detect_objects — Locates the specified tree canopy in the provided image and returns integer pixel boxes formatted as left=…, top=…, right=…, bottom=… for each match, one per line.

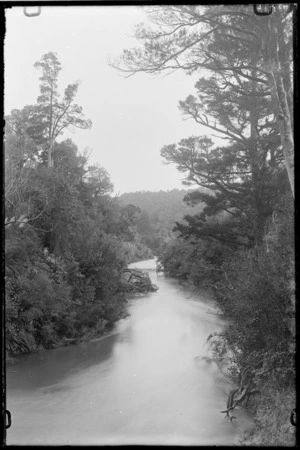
left=9, top=52, right=93, bottom=168
left=5, top=52, right=153, bottom=357
left=114, top=7, right=295, bottom=441
left=113, top=5, right=294, bottom=197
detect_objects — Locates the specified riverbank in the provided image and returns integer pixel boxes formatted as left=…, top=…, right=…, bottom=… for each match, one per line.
left=6, top=264, right=157, bottom=365
left=6, top=310, right=130, bottom=366
left=6, top=260, right=251, bottom=446
left=158, top=275, right=295, bottom=446
left=170, top=278, right=227, bottom=322
left=197, top=286, right=295, bottom=446
left=6, top=263, right=156, bottom=365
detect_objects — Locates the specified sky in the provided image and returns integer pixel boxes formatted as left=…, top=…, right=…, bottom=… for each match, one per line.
left=4, top=6, right=213, bottom=194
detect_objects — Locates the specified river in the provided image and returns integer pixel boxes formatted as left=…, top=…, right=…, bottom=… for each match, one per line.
left=6, top=258, right=253, bottom=445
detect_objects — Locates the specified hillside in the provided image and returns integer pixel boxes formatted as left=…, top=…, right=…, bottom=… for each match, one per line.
left=118, top=189, right=205, bottom=253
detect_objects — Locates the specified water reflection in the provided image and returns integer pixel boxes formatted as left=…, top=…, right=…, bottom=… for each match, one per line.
left=6, top=259, right=253, bottom=445
left=7, top=333, right=118, bottom=391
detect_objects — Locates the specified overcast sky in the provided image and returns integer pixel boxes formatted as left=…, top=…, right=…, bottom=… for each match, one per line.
left=5, top=6, right=212, bottom=194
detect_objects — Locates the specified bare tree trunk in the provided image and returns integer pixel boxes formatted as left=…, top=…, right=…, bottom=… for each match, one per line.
left=48, top=136, right=54, bottom=168
left=272, top=70, right=294, bottom=197
left=249, top=66, right=268, bottom=244
left=261, top=12, right=294, bottom=198
left=48, top=84, right=54, bottom=168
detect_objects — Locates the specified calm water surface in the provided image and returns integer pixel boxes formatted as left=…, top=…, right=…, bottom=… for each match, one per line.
left=6, top=259, right=253, bottom=445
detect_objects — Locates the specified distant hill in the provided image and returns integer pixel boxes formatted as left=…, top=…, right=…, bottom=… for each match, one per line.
left=118, top=189, right=205, bottom=253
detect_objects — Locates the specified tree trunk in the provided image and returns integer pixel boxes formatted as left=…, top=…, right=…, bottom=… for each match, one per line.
left=261, top=12, right=294, bottom=198
left=48, top=84, right=54, bottom=168
left=250, top=67, right=268, bottom=244
left=48, top=137, right=54, bottom=168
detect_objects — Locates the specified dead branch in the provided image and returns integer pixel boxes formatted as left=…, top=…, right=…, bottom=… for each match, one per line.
left=220, top=360, right=262, bottom=421
left=5, top=199, right=51, bottom=230
left=121, top=268, right=159, bottom=294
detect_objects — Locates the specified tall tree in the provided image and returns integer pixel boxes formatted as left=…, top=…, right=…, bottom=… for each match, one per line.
left=34, top=52, right=92, bottom=167
left=161, top=133, right=288, bottom=246
left=112, top=4, right=294, bottom=197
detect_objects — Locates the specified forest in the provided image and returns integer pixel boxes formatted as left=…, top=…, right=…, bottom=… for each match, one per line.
left=118, top=189, right=205, bottom=253
left=5, top=52, right=152, bottom=358
left=113, top=5, right=295, bottom=445
left=5, top=4, right=295, bottom=446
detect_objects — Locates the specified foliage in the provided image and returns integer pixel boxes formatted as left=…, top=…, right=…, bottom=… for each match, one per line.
left=215, top=192, right=294, bottom=361
left=113, top=4, right=294, bottom=196
left=120, top=240, right=153, bottom=264
left=120, top=4, right=295, bottom=383
left=5, top=238, right=73, bottom=354
left=121, top=268, right=159, bottom=294
left=241, top=386, right=296, bottom=446
left=6, top=52, right=92, bottom=169
left=116, top=9, right=294, bottom=439
left=160, top=191, right=294, bottom=374
left=161, top=135, right=289, bottom=246
left=118, top=189, right=205, bottom=253
left=5, top=52, right=153, bottom=358
left=116, top=5, right=293, bottom=247
left=157, top=237, right=226, bottom=290
left=158, top=191, right=295, bottom=444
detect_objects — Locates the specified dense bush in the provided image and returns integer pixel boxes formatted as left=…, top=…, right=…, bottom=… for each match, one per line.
left=119, top=189, right=205, bottom=254
left=216, top=194, right=294, bottom=362
left=6, top=239, right=73, bottom=354
left=158, top=191, right=295, bottom=444
left=116, top=5, right=295, bottom=443
left=5, top=55, right=154, bottom=356
left=157, top=236, right=227, bottom=289
left=158, top=192, right=294, bottom=370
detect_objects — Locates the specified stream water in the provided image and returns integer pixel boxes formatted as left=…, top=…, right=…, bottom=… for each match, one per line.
left=6, top=258, right=253, bottom=445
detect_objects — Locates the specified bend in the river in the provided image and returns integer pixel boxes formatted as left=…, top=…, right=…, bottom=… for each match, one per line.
left=6, top=258, right=253, bottom=445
